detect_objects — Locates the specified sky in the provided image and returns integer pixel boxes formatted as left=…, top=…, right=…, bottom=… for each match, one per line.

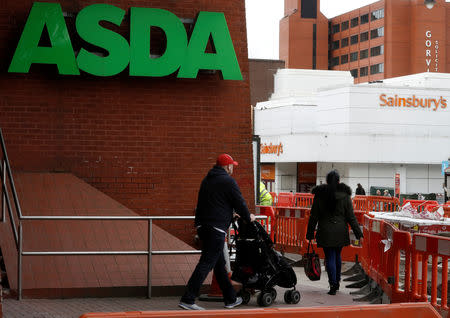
left=244, top=0, right=447, bottom=59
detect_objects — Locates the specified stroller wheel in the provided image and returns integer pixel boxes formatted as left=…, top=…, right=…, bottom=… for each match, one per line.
left=284, top=289, right=301, bottom=304
left=257, top=291, right=274, bottom=307
left=290, top=290, right=301, bottom=304
left=268, top=287, right=277, bottom=301
left=284, top=290, right=292, bottom=303
left=239, top=289, right=251, bottom=304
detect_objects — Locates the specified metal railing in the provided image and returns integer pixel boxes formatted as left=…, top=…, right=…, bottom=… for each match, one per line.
left=1, top=128, right=267, bottom=300
left=18, top=214, right=266, bottom=300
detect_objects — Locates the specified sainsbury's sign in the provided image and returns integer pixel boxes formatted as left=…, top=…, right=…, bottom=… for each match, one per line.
left=8, top=2, right=242, bottom=80
left=379, top=94, right=447, bottom=111
left=261, top=143, right=283, bottom=156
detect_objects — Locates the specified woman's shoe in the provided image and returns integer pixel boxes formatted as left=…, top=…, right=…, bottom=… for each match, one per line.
left=327, top=284, right=339, bottom=295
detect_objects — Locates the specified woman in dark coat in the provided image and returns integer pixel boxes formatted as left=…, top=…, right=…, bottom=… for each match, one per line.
left=306, top=170, right=363, bottom=295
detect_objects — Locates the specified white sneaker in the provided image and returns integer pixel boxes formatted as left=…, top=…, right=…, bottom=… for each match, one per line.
left=224, top=297, right=243, bottom=309
left=178, top=302, right=205, bottom=310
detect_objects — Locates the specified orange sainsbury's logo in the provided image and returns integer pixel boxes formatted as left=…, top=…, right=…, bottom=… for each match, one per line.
left=379, top=94, right=447, bottom=111
left=261, top=142, right=283, bottom=156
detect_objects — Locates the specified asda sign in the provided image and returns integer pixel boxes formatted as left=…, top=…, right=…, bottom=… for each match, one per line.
left=8, top=2, right=242, bottom=80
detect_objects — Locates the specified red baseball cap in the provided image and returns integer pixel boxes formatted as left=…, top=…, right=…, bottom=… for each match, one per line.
left=216, top=154, right=238, bottom=166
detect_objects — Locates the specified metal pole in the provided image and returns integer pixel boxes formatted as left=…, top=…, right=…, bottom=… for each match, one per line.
left=2, top=160, right=5, bottom=223
left=18, top=222, right=22, bottom=300
left=147, top=219, right=152, bottom=299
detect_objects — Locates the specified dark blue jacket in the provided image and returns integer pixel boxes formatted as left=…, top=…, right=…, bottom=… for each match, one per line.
left=195, top=166, right=251, bottom=231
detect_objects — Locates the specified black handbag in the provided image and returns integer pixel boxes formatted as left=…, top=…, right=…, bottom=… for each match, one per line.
left=304, top=242, right=321, bottom=281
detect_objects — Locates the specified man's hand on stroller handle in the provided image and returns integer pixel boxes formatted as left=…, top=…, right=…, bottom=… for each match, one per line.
left=233, top=212, right=256, bottom=222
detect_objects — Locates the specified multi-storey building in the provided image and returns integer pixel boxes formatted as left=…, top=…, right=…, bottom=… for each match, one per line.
left=280, top=0, right=449, bottom=83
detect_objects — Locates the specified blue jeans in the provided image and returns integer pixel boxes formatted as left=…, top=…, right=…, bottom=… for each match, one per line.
left=180, top=226, right=236, bottom=305
left=323, top=246, right=343, bottom=286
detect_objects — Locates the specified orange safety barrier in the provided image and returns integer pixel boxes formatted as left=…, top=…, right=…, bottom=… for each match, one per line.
left=276, top=192, right=294, bottom=207
left=255, top=205, right=276, bottom=241
left=269, top=192, right=277, bottom=206
left=79, top=303, right=442, bottom=318
left=354, top=195, right=400, bottom=213
left=444, top=204, right=450, bottom=218
left=410, top=234, right=450, bottom=314
left=403, top=200, right=439, bottom=212
left=294, top=193, right=314, bottom=208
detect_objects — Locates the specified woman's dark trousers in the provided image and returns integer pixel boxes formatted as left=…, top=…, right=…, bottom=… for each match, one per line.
left=323, top=246, right=343, bottom=286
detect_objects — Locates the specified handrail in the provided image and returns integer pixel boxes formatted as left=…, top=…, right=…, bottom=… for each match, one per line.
left=0, top=128, right=24, bottom=219
left=17, top=214, right=267, bottom=300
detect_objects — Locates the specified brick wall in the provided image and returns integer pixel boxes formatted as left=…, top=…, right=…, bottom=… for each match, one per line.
left=0, top=0, right=254, bottom=243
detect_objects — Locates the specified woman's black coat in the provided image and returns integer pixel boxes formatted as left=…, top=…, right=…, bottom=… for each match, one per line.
left=306, top=183, right=363, bottom=248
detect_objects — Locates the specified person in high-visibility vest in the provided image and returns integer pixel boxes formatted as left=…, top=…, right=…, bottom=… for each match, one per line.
left=259, top=182, right=273, bottom=206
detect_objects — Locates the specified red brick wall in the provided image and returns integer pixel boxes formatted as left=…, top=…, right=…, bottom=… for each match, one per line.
left=0, top=0, right=254, bottom=242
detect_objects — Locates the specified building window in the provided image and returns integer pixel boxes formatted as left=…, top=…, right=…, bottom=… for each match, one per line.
left=341, top=54, right=348, bottom=64
left=330, top=56, right=340, bottom=67
left=360, top=49, right=368, bottom=59
left=351, top=17, right=359, bottom=27
left=341, top=37, right=349, bottom=47
left=360, top=31, right=369, bottom=42
left=341, top=21, right=349, bottom=31
left=350, top=51, right=358, bottom=62
left=360, top=66, right=368, bottom=77
left=370, top=45, right=384, bottom=57
left=361, top=14, right=369, bottom=24
left=350, top=34, right=358, bottom=45
left=332, top=24, right=340, bottom=34
left=332, top=40, right=340, bottom=49
left=371, top=8, right=384, bottom=21
left=370, top=63, right=384, bottom=74
left=371, top=27, right=384, bottom=39
left=350, top=69, right=358, bottom=78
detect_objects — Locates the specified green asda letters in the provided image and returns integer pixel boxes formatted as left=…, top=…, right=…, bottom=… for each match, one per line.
left=8, top=2, right=243, bottom=80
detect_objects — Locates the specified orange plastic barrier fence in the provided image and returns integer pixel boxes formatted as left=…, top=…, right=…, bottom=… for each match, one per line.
left=444, top=204, right=450, bottom=218
left=79, top=303, right=441, bottom=318
left=269, top=192, right=277, bottom=206
left=353, top=195, right=399, bottom=213
left=403, top=200, right=439, bottom=212
left=359, top=215, right=412, bottom=303
left=276, top=192, right=294, bottom=207
left=294, top=193, right=314, bottom=208
left=411, top=234, right=450, bottom=314
left=255, top=205, right=276, bottom=241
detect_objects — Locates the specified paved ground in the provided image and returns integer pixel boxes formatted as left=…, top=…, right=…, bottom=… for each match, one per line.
left=3, top=263, right=371, bottom=318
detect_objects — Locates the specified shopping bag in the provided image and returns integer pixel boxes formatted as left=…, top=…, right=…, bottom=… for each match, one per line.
left=304, top=242, right=321, bottom=281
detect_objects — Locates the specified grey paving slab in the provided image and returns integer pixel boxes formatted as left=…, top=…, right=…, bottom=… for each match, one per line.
left=3, top=263, right=371, bottom=318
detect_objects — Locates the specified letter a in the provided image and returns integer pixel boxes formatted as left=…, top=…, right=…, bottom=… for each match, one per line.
left=8, top=2, right=79, bottom=74
left=178, top=11, right=242, bottom=80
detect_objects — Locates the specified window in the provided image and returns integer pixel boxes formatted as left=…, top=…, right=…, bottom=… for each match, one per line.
left=360, top=66, right=368, bottom=77
left=361, top=14, right=369, bottom=24
left=341, top=37, right=349, bottom=47
left=341, top=21, right=349, bottom=31
left=350, top=69, right=358, bottom=78
left=360, top=32, right=369, bottom=42
left=350, top=34, right=358, bottom=45
left=371, top=8, right=384, bottom=21
left=332, top=24, right=340, bottom=34
left=350, top=51, right=358, bottom=62
left=370, top=63, right=384, bottom=74
left=330, top=56, right=340, bottom=67
left=332, top=40, right=340, bottom=49
left=341, top=54, right=348, bottom=64
left=371, top=45, right=384, bottom=57
left=360, top=49, right=368, bottom=59
left=371, top=27, right=384, bottom=39
left=351, top=17, right=359, bottom=27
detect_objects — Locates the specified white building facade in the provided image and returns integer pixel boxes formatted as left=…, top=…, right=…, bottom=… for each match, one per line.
left=255, top=69, right=450, bottom=196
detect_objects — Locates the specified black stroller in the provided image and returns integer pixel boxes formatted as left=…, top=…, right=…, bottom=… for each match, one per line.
left=230, top=219, right=300, bottom=307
